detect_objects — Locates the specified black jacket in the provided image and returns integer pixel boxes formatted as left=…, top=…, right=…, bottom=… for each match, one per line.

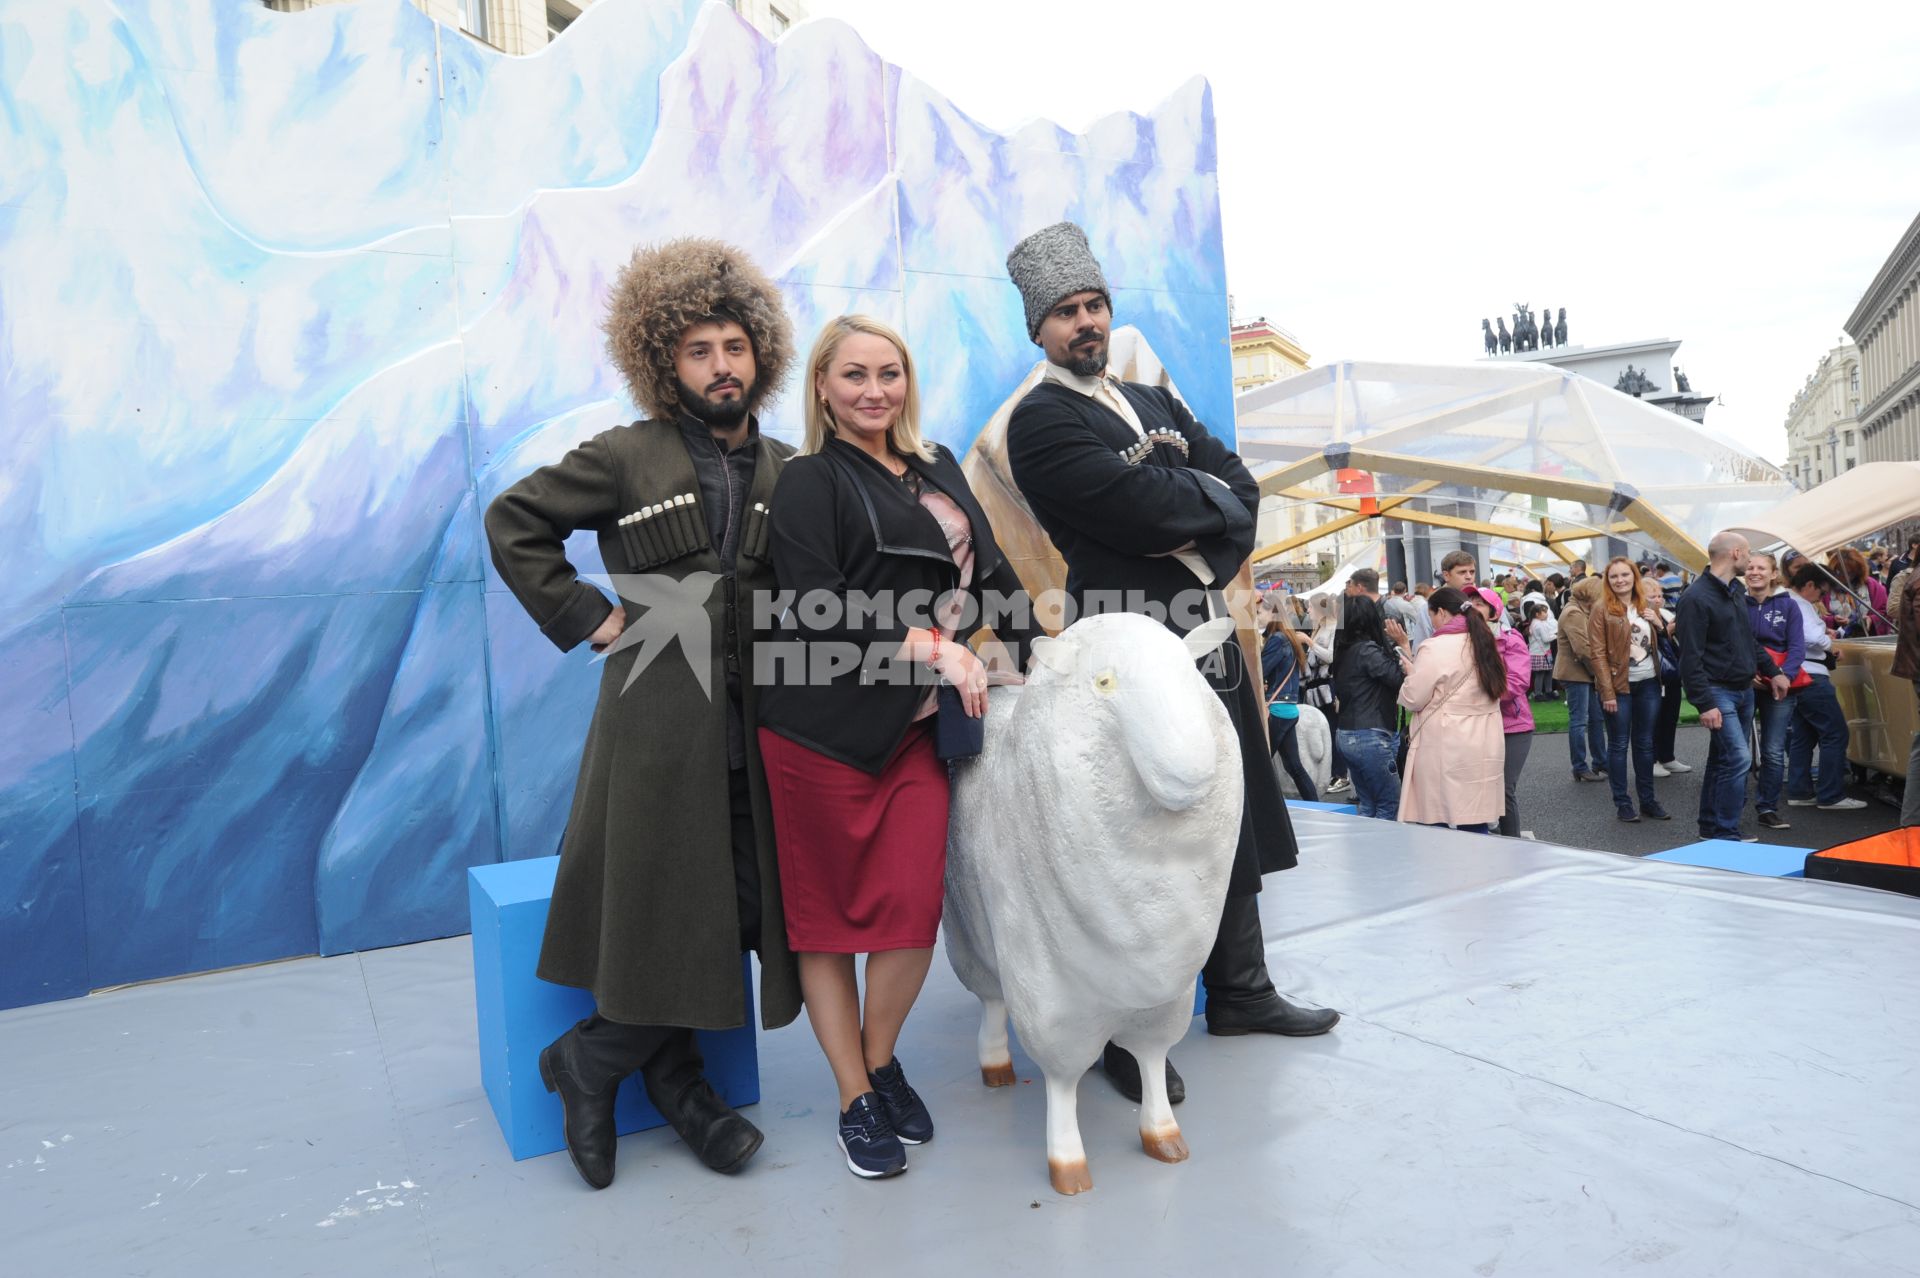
left=1675, top=569, right=1779, bottom=711
left=757, top=437, right=1040, bottom=773
left=1006, top=375, right=1293, bottom=895
left=1332, top=640, right=1406, bottom=732
left=1007, top=380, right=1254, bottom=627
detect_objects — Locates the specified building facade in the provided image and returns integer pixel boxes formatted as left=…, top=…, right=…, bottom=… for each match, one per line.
left=1494, top=336, right=1714, bottom=425
left=1230, top=318, right=1310, bottom=391
left=1845, top=210, right=1920, bottom=483
left=1781, top=344, right=1863, bottom=490
left=262, top=0, right=806, bottom=53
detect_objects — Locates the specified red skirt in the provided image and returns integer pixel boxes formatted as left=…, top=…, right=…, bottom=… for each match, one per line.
left=758, top=724, right=950, bottom=953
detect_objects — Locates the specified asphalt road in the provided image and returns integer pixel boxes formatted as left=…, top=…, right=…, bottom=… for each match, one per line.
left=1288, top=723, right=1907, bottom=858
left=1510, top=723, right=1903, bottom=856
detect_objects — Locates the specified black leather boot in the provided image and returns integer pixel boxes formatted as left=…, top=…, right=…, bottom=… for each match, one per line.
left=539, top=1019, right=633, bottom=1190
left=1203, top=893, right=1340, bottom=1037
left=1099, top=1041, right=1185, bottom=1105
left=640, top=1030, right=764, bottom=1174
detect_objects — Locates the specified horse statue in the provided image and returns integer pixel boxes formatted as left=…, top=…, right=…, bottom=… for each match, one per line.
left=1496, top=317, right=1512, bottom=354
left=1482, top=318, right=1497, bottom=356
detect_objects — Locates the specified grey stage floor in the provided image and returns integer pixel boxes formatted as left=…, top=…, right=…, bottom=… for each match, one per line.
left=5, top=810, right=1919, bottom=1277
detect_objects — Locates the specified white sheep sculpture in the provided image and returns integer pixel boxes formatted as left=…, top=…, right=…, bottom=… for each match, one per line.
left=1291, top=702, right=1333, bottom=797
left=945, top=612, right=1244, bottom=1195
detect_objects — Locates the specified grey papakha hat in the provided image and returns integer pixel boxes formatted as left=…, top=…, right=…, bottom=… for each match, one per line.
left=1005, top=221, right=1111, bottom=341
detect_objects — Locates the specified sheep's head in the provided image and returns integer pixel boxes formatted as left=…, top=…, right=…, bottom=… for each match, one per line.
left=1026, top=614, right=1235, bottom=812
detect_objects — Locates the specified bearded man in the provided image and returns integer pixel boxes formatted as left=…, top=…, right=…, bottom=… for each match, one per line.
left=484, top=239, right=801, bottom=1190
left=1001, top=222, right=1339, bottom=1109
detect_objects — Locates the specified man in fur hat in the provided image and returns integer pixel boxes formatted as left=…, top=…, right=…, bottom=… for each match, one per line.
left=485, top=238, right=801, bottom=1190
left=1002, top=222, right=1339, bottom=1106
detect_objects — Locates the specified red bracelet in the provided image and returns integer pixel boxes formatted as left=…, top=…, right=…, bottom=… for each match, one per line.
left=928, top=627, right=941, bottom=668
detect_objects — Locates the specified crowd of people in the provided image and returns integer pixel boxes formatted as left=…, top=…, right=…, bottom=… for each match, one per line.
left=1259, top=530, right=1920, bottom=843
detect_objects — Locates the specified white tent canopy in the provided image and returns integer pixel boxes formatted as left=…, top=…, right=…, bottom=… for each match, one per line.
left=1236, top=360, right=1796, bottom=569
left=1727, top=462, right=1920, bottom=559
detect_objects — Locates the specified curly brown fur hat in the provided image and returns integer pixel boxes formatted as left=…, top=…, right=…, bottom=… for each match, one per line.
left=602, top=237, right=794, bottom=422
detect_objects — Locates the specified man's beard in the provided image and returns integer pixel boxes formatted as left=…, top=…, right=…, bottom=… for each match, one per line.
left=1065, top=339, right=1108, bottom=378
left=678, top=376, right=752, bottom=427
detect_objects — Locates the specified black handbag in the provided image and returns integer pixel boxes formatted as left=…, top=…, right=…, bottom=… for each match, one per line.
left=933, top=684, right=984, bottom=761
left=1657, top=633, right=1679, bottom=681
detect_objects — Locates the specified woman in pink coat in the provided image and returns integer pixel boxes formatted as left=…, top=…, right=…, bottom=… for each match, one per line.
left=1468, top=586, right=1536, bottom=837
left=1395, top=586, right=1509, bottom=832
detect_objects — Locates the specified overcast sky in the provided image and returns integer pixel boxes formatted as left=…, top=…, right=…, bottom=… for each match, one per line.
left=804, top=0, right=1920, bottom=463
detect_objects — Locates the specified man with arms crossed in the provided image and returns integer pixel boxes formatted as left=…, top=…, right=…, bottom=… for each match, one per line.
left=1002, top=222, right=1339, bottom=1108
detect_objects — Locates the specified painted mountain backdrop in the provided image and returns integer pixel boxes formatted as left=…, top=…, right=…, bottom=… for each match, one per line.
left=0, top=0, right=1231, bottom=1009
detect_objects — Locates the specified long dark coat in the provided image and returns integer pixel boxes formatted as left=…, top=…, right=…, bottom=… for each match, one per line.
left=484, top=419, right=801, bottom=1031
left=1006, top=379, right=1298, bottom=897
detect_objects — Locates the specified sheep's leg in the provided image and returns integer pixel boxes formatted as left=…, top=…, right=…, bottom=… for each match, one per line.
left=978, top=997, right=1015, bottom=1087
left=1130, top=1042, right=1189, bottom=1164
left=1044, top=1071, right=1093, bottom=1195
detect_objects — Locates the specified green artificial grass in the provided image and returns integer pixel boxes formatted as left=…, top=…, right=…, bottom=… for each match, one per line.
left=1524, top=694, right=1699, bottom=735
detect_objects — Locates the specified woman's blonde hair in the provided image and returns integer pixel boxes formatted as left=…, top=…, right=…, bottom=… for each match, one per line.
left=801, top=315, right=936, bottom=461
left=1260, top=592, right=1309, bottom=668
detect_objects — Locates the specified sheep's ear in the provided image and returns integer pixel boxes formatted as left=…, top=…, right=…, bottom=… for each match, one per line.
left=1182, top=616, right=1236, bottom=661
left=1028, top=635, right=1076, bottom=676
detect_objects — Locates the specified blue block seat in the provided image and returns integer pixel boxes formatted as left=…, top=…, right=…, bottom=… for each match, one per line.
left=468, top=856, right=759, bottom=1161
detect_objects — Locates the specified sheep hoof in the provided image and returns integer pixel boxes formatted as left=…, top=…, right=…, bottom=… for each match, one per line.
left=1048, top=1157, right=1093, bottom=1195
left=981, top=1061, right=1016, bottom=1088
left=1140, top=1125, right=1189, bottom=1164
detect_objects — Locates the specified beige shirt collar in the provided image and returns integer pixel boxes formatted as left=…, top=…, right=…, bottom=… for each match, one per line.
left=1043, top=361, right=1145, bottom=441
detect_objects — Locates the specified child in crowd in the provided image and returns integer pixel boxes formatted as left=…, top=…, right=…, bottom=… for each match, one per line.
left=1525, top=601, right=1558, bottom=700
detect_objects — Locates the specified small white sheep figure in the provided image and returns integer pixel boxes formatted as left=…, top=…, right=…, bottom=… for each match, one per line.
left=1291, top=702, right=1333, bottom=798
left=945, top=613, right=1244, bottom=1194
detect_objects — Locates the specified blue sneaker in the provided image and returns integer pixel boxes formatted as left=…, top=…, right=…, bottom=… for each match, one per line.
left=837, top=1093, right=906, bottom=1179
left=867, top=1057, right=934, bottom=1145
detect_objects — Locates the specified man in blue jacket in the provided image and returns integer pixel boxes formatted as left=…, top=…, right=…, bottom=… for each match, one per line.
left=1677, top=532, right=1789, bottom=842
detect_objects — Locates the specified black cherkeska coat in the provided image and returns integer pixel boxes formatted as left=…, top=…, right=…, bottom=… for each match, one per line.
left=1007, top=377, right=1298, bottom=896
left=757, top=436, right=1042, bottom=772
left=484, top=419, right=801, bottom=1032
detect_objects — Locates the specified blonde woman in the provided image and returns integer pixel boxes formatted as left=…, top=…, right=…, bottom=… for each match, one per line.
left=1743, top=551, right=1804, bottom=828
left=1303, top=593, right=1349, bottom=793
left=1259, top=595, right=1319, bottom=800
left=756, top=315, right=1041, bottom=1179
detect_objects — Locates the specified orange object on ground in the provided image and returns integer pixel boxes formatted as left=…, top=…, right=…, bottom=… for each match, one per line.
left=1804, top=827, right=1920, bottom=897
